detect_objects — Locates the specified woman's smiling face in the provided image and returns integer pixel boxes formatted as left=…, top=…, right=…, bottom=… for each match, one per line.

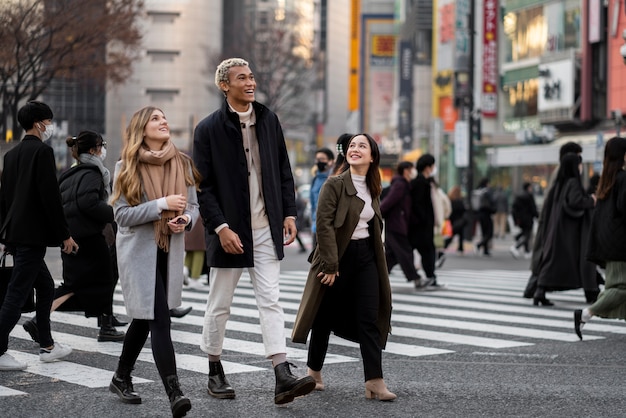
left=346, top=135, right=372, bottom=170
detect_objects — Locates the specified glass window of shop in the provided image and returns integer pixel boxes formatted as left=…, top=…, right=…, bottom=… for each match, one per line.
left=502, top=79, right=538, bottom=119
left=503, top=0, right=580, bottom=63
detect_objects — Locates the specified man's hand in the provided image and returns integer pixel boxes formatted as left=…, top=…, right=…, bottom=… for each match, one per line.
left=283, top=218, right=297, bottom=245
left=218, top=227, right=244, bottom=254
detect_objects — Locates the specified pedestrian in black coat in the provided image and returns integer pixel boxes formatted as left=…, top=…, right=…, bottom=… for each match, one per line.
left=510, top=182, right=538, bottom=257
left=0, top=101, right=78, bottom=371
left=381, top=161, right=422, bottom=285
left=575, top=137, right=626, bottom=340
left=533, top=153, right=596, bottom=306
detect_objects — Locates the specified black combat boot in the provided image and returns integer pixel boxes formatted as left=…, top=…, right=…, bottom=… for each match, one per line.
left=109, top=364, right=141, bottom=404
left=98, top=314, right=125, bottom=342
left=164, top=375, right=191, bottom=418
left=207, top=360, right=235, bottom=399
left=273, top=362, right=316, bottom=405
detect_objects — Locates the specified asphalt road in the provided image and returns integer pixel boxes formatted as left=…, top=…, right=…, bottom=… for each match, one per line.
left=2, top=233, right=626, bottom=418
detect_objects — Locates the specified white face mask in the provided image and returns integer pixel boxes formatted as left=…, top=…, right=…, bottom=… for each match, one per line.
left=410, top=168, right=418, bottom=179
left=430, top=166, right=438, bottom=177
left=99, top=147, right=107, bottom=162
left=39, top=123, right=54, bottom=141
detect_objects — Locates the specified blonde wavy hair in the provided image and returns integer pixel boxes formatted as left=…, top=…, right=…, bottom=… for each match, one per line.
left=111, top=106, right=195, bottom=206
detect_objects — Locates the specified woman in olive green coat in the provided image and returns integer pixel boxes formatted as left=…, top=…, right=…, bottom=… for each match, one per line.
left=291, top=133, right=394, bottom=401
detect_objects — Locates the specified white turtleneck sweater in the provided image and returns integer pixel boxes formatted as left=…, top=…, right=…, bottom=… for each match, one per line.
left=351, top=173, right=374, bottom=239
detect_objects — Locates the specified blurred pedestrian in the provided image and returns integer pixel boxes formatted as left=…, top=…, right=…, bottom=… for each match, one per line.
left=310, top=147, right=335, bottom=249
left=108, top=106, right=197, bottom=417
left=332, top=133, right=352, bottom=176
left=183, top=218, right=207, bottom=288
left=0, top=101, right=77, bottom=371
left=493, top=186, right=509, bottom=239
left=575, top=137, right=626, bottom=339
left=22, top=131, right=124, bottom=344
left=509, top=182, right=538, bottom=259
left=294, top=187, right=308, bottom=253
left=292, top=133, right=395, bottom=401
left=472, top=178, right=496, bottom=256
left=409, top=154, right=439, bottom=288
left=533, top=153, right=596, bottom=306
left=432, top=179, right=451, bottom=269
left=193, top=58, right=315, bottom=405
left=443, top=186, right=467, bottom=253
left=523, top=142, right=583, bottom=298
left=380, top=161, right=423, bottom=285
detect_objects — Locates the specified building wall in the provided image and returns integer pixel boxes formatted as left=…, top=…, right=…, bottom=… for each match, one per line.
left=323, top=0, right=351, bottom=144
left=105, top=0, right=222, bottom=173
left=607, top=0, right=626, bottom=117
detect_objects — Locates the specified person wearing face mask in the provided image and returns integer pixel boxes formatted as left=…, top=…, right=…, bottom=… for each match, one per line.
left=0, top=101, right=78, bottom=371
left=408, top=154, right=440, bottom=289
left=21, top=131, right=125, bottom=343
left=310, top=147, right=335, bottom=250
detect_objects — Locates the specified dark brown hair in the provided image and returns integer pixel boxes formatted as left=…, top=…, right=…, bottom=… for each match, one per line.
left=596, top=137, right=626, bottom=200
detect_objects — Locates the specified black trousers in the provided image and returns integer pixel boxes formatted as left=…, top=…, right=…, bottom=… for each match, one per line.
left=118, top=249, right=176, bottom=383
left=385, top=230, right=419, bottom=282
left=0, top=245, right=55, bottom=352
left=514, top=225, right=533, bottom=253
left=411, top=227, right=436, bottom=278
left=307, top=238, right=383, bottom=381
left=476, top=211, right=494, bottom=255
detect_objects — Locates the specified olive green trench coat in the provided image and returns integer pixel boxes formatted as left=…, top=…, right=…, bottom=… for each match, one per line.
left=291, top=170, right=392, bottom=347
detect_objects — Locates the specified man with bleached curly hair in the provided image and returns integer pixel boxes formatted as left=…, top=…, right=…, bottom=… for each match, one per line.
left=193, top=58, right=315, bottom=405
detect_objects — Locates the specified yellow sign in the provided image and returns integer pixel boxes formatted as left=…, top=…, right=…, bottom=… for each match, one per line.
left=348, top=0, right=360, bottom=111
left=5, top=129, right=12, bottom=142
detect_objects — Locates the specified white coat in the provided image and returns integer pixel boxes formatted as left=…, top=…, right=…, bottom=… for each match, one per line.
left=113, top=161, right=199, bottom=319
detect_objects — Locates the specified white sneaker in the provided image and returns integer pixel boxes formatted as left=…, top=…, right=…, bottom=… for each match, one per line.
left=509, top=245, right=520, bottom=259
left=39, top=342, right=72, bottom=362
left=0, top=353, right=27, bottom=371
left=524, top=252, right=532, bottom=259
left=185, top=278, right=204, bottom=289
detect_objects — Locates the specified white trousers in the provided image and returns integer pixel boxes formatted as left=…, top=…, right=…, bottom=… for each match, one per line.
left=201, top=225, right=286, bottom=358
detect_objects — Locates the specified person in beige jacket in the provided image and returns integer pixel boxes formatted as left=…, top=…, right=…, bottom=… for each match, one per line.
left=292, top=133, right=395, bottom=401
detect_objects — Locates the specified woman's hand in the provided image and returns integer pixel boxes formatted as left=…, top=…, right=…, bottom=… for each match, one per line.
left=317, top=271, right=338, bottom=286
left=165, top=194, right=187, bottom=212
left=167, top=216, right=189, bottom=234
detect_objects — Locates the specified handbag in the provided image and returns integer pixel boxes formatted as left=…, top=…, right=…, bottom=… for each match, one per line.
left=0, top=252, right=36, bottom=313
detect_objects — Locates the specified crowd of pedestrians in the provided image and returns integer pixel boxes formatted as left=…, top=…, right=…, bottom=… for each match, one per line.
left=1, top=57, right=626, bottom=418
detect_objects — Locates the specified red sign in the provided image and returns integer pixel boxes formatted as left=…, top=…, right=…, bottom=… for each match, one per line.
left=482, top=0, right=498, bottom=117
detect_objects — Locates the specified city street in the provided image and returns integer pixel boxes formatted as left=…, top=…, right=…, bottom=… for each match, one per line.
left=2, top=234, right=626, bottom=417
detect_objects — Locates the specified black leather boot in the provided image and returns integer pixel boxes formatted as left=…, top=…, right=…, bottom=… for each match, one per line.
left=165, top=375, right=191, bottom=418
left=169, top=306, right=193, bottom=318
left=98, top=315, right=125, bottom=342
left=109, top=364, right=141, bottom=404
left=207, top=361, right=235, bottom=399
left=273, top=362, right=316, bottom=405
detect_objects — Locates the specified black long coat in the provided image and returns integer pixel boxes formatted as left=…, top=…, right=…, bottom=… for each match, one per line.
left=587, top=170, right=626, bottom=265
left=193, top=99, right=296, bottom=268
left=536, top=178, right=596, bottom=291
left=0, top=136, right=70, bottom=247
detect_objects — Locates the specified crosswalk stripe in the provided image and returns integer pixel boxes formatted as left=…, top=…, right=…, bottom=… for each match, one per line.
left=7, top=349, right=152, bottom=388
left=0, top=386, right=27, bottom=397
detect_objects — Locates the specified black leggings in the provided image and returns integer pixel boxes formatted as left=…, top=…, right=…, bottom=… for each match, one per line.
left=118, top=249, right=176, bottom=383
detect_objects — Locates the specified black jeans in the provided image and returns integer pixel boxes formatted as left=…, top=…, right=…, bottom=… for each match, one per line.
left=385, top=230, right=420, bottom=282
left=411, top=227, right=436, bottom=278
left=476, top=211, right=494, bottom=255
left=514, top=225, right=533, bottom=253
left=0, top=245, right=55, bottom=352
left=117, top=249, right=176, bottom=383
left=308, top=238, right=383, bottom=381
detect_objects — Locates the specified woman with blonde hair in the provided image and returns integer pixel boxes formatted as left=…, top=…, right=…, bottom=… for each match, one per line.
left=108, top=106, right=199, bottom=418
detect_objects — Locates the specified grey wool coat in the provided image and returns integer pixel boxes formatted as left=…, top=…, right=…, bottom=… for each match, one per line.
left=113, top=161, right=199, bottom=319
left=291, top=170, right=392, bottom=347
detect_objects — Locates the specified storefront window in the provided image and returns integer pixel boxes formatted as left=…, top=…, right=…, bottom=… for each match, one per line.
left=503, top=6, right=546, bottom=62
left=502, top=79, right=538, bottom=118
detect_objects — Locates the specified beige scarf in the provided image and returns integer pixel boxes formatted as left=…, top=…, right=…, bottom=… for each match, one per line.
left=138, top=141, right=188, bottom=252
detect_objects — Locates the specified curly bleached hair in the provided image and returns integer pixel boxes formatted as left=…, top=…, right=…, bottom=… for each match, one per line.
left=215, top=58, right=249, bottom=94
left=111, top=106, right=195, bottom=206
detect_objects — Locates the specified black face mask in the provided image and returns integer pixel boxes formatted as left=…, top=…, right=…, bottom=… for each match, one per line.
left=316, top=161, right=328, bottom=172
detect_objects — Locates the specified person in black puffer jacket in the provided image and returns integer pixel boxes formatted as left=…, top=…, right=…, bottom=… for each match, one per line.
left=22, top=131, right=124, bottom=343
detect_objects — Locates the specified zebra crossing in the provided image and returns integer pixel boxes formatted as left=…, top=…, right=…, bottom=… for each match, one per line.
left=2, top=268, right=626, bottom=398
